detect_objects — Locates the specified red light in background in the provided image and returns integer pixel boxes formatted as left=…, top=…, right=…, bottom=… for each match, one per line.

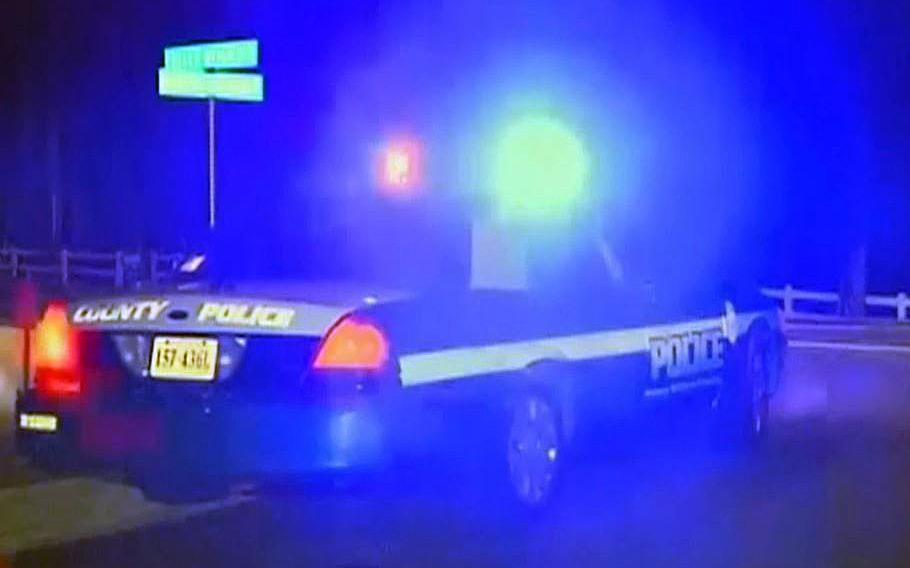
left=376, top=138, right=423, bottom=197
left=385, top=148, right=411, bottom=185
left=313, top=318, right=389, bottom=370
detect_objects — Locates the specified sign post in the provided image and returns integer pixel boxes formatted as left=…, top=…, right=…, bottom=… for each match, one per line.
left=208, top=97, right=215, bottom=229
left=158, top=39, right=264, bottom=230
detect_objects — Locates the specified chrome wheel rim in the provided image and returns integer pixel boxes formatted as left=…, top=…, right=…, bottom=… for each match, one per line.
left=507, top=395, right=559, bottom=506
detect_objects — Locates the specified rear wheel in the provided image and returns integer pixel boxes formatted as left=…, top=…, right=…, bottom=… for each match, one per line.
left=747, top=348, right=771, bottom=440
left=129, top=458, right=229, bottom=504
left=505, top=392, right=562, bottom=508
left=715, top=328, right=771, bottom=446
left=128, top=409, right=231, bottom=503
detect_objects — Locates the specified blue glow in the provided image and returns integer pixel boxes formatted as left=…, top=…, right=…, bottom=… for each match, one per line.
left=490, top=115, right=590, bottom=224
left=1, top=2, right=893, bottom=291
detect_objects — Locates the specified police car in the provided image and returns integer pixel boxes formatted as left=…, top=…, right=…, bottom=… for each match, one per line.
left=15, top=110, right=784, bottom=506
left=14, top=241, right=783, bottom=507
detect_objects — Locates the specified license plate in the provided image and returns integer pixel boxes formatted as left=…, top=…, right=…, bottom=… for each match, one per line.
left=150, top=336, right=218, bottom=381
left=19, top=413, right=58, bottom=432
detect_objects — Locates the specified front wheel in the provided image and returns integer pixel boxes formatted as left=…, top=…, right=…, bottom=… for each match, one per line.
left=505, top=392, right=562, bottom=509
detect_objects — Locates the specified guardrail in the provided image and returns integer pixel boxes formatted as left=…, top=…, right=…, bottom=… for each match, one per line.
left=0, top=247, right=187, bottom=289
left=761, top=285, right=910, bottom=322
left=3, top=249, right=905, bottom=321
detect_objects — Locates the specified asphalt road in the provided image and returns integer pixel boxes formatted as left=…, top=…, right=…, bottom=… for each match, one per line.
left=4, top=333, right=910, bottom=567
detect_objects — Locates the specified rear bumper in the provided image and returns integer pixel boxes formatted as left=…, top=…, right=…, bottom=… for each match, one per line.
left=220, top=401, right=389, bottom=475
left=15, top=391, right=393, bottom=476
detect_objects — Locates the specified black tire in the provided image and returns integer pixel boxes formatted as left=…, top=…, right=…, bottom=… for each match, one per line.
left=128, top=408, right=231, bottom=504
left=502, top=390, right=563, bottom=510
left=714, top=326, right=772, bottom=447
left=129, top=458, right=230, bottom=504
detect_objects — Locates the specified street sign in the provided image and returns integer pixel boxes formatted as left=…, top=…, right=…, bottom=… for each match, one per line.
left=164, top=39, right=258, bottom=71
left=159, top=38, right=263, bottom=230
left=158, top=69, right=264, bottom=102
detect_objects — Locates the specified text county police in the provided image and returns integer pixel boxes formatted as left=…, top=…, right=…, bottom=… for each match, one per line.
left=73, top=300, right=295, bottom=329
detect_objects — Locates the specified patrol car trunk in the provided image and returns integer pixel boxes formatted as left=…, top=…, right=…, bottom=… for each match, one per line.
left=54, top=283, right=399, bottom=404
left=22, top=284, right=403, bottom=470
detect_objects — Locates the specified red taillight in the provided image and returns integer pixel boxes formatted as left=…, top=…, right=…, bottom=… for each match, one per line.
left=35, top=302, right=75, bottom=369
left=34, top=301, right=81, bottom=396
left=313, top=318, right=389, bottom=370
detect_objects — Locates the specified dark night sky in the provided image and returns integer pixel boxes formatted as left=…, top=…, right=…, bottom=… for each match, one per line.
left=1, top=0, right=908, bottom=290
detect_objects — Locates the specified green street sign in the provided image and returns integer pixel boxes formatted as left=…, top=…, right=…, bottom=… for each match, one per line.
left=158, top=68, right=264, bottom=102
left=164, top=39, right=258, bottom=71
left=158, top=38, right=264, bottom=230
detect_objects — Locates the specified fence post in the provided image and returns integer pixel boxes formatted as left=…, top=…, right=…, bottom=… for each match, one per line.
left=114, top=251, right=124, bottom=288
left=899, top=293, right=908, bottom=322
left=60, top=249, right=69, bottom=286
left=783, top=284, right=794, bottom=315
